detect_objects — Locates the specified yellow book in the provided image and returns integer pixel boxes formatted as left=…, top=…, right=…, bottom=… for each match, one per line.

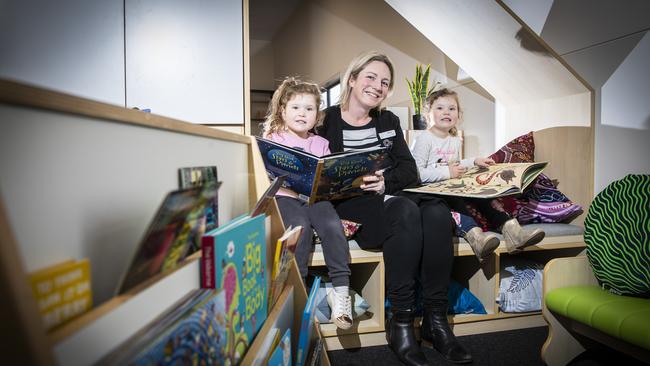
left=269, top=226, right=302, bottom=307
left=29, top=258, right=92, bottom=331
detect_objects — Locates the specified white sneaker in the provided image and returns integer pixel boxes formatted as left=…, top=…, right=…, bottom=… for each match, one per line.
left=327, top=289, right=353, bottom=330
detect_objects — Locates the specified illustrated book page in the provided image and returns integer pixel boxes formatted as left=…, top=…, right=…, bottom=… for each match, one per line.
left=406, top=162, right=547, bottom=198
left=256, top=137, right=390, bottom=203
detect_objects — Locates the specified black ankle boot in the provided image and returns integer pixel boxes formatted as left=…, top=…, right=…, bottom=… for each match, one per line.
left=386, top=308, right=430, bottom=366
left=421, top=308, right=473, bottom=364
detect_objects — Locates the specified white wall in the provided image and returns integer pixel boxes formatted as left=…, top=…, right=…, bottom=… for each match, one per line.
left=1, top=0, right=245, bottom=124
left=0, top=0, right=125, bottom=106
left=505, top=0, right=650, bottom=194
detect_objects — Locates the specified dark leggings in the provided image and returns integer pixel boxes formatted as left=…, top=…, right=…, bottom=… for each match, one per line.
left=378, top=196, right=454, bottom=311
left=443, top=196, right=511, bottom=231
left=276, top=196, right=351, bottom=287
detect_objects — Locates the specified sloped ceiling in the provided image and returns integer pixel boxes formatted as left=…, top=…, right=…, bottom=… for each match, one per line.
left=385, top=0, right=592, bottom=140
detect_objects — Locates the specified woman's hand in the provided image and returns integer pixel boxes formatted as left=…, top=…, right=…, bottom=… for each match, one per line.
left=448, top=162, right=467, bottom=179
left=361, top=170, right=385, bottom=195
left=474, top=157, right=495, bottom=167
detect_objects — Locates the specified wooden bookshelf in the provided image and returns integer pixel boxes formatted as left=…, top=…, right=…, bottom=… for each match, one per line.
left=0, top=79, right=326, bottom=364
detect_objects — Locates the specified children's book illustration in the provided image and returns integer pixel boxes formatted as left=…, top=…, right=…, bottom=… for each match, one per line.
left=256, top=137, right=390, bottom=204
left=178, top=165, right=220, bottom=231
left=201, top=214, right=268, bottom=364
left=117, top=182, right=221, bottom=294
left=406, top=162, right=547, bottom=198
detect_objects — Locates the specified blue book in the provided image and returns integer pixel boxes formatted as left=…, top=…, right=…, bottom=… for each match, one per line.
left=200, top=214, right=267, bottom=365
left=256, top=137, right=390, bottom=204
left=296, top=276, right=322, bottom=366
left=102, top=290, right=228, bottom=365
left=267, top=328, right=291, bottom=366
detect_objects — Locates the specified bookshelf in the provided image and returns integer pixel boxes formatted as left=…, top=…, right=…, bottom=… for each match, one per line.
left=0, top=79, right=328, bottom=365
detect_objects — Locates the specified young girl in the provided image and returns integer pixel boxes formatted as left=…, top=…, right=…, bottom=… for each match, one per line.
left=262, top=77, right=353, bottom=330
left=412, top=88, right=545, bottom=260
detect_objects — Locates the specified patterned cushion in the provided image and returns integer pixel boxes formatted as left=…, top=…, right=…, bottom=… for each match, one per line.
left=584, top=174, right=650, bottom=297
left=488, top=131, right=535, bottom=163
left=465, top=132, right=583, bottom=230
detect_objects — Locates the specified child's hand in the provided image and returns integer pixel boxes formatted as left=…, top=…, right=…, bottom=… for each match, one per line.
left=449, top=162, right=467, bottom=178
left=474, top=157, right=495, bottom=167
left=361, top=170, right=385, bottom=195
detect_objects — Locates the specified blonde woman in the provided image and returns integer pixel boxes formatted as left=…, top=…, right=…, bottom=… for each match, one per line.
left=318, top=52, right=472, bottom=365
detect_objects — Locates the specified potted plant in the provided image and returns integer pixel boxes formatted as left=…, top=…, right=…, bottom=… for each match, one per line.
left=405, top=64, right=440, bottom=130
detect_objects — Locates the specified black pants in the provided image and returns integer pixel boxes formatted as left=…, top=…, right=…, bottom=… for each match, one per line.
left=335, top=195, right=454, bottom=312
left=443, top=196, right=511, bottom=231
left=276, top=196, right=351, bottom=287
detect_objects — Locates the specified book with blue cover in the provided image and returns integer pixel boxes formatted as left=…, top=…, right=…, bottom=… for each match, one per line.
left=256, top=137, right=390, bottom=204
left=200, top=214, right=268, bottom=365
left=296, top=276, right=322, bottom=366
left=267, top=327, right=292, bottom=366
left=98, top=289, right=228, bottom=365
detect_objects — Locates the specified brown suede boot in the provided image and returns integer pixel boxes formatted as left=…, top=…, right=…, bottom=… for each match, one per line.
left=502, top=219, right=545, bottom=253
left=464, top=227, right=500, bottom=262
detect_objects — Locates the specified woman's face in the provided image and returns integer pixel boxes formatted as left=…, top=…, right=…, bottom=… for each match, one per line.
left=348, top=61, right=391, bottom=110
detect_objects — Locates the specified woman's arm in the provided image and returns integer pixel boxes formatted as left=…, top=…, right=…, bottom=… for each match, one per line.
left=382, top=114, right=420, bottom=194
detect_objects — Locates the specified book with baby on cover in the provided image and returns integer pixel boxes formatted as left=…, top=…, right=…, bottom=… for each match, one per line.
left=256, top=137, right=390, bottom=204
left=406, top=162, right=548, bottom=199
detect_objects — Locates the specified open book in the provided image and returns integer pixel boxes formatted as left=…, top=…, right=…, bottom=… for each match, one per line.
left=406, top=162, right=547, bottom=198
left=256, top=137, right=390, bottom=204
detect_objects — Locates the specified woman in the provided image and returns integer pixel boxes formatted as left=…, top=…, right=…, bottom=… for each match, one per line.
left=318, top=51, right=472, bottom=365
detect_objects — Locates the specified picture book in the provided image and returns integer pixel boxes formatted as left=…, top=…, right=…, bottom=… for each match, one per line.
left=201, top=213, right=268, bottom=365
left=267, top=328, right=292, bottom=366
left=256, top=137, right=390, bottom=204
left=98, top=289, right=228, bottom=365
left=117, top=182, right=221, bottom=294
left=296, top=276, right=322, bottom=366
left=250, top=175, right=285, bottom=218
left=269, top=225, right=303, bottom=307
left=406, top=162, right=548, bottom=199
left=251, top=327, right=280, bottom=366
left=178, top=165, right=220, bottom=231
left=29, top=258, right=92, bottom=331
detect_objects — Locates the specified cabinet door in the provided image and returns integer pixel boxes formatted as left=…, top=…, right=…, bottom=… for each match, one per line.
left=125, top=0, right=244, bottom=124
left=0, top=0, right=125, bottom=106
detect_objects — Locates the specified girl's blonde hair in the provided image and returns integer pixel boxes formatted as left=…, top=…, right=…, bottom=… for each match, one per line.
left=338, top=51, right=395, bottom=113
left=262, top=77, right=324, bottom=136
left=423, top=88, right=462, bottom=136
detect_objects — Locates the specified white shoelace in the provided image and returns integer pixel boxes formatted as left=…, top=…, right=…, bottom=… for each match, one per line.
left=333, top=293, right=352, bottom=318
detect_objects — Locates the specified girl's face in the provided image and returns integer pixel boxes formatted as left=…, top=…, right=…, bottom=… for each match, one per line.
left=281, top=93, right=318, bottom=138
left=349, top=61, right=391, bottom=110
left=429, top=95, right=459, bottom=136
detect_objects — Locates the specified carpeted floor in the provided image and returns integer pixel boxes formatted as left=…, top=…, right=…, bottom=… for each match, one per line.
left=326, top=326, right=648, bottom=366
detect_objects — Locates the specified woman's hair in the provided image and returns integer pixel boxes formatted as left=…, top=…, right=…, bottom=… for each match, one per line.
left=262, top=77, right=324, bottom=136
left=423, top=88, right=461, bottom=136
left=338, top=51, right=395, bottom=112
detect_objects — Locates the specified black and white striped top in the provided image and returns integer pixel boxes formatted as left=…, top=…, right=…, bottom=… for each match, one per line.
left=342, top=119, right=380, bottom=151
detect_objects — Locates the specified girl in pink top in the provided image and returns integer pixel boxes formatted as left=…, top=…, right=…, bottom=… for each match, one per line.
left=262, top=77, right=353, bottom=330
